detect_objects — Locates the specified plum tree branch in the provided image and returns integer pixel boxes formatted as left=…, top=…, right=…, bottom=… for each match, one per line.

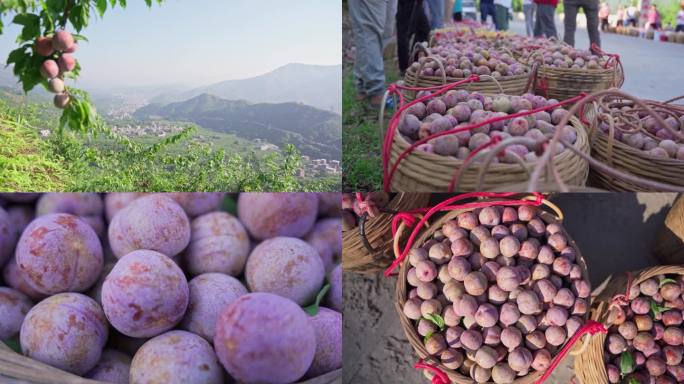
left=59, top=0, right=74, bottom=28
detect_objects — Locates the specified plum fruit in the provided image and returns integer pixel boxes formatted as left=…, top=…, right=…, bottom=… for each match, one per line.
left=85, top=349, right=131, bottom=384
left=16, top=213, right=103, bottom=294
left=214, top=293, right=315, bottom=384
left=245, top=237, right=324, bottom=306
left=108, top=194, right=190, bottom=259
left=306, top=307, right=343, bottom=378
left=167, top=192, right=224, bottom=217
left=0, top=287, right=32, bottom=340
left=130, top=330, right=223, bottom=384
left=237, top=192, right=318, bottom=240
left=184, top=211, right=250, bottom=277
left=101, top=250, right=189, bottom=338
left=20, top=293, right=108, bottom=375
left=180, top=273, right=248, bottom=342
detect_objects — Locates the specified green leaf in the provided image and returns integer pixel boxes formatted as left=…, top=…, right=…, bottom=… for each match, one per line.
left=3, top=339, right=20, bottom=353
left=423, top=330, right=434, bottom=344
left=12, top=13, right=41, bottom=42
left=95, top=0, right=107, bottom=17
left=423, top=313, right=446, bottom=331
left=303, top=283, right=331, bottom=316
left=12, top=13, right=39, bottom=26
left=650, top=300, right=669, bottom=317
left=628, top=378, right=639, bottom=384
left=659, top=278, right=677, bottom=287
left=119, top=0, right=127, bottom=7
left=620, top=351, right=634, bottom=377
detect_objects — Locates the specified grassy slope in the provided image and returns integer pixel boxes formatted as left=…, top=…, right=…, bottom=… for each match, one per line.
left=0, top=102, right=68, bottom=191
left=342, top=62, right=400, bottom=192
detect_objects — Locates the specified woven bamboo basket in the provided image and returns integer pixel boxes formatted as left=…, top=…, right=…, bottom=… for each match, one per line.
left=342, top=193, right=431, bottom=274
left=653, top=195, right=684, bottom=265
left=574, top=265, right=684, bottom=384
left=388, top=116, right=590, bottom=192
left=393, top=195, right=591, bottom=383
left=0, top=341, right=342, bottom=384
left=586, top=126, right=684, bottom=192
left=533, top=65, right=623, bottom=101
left=402, top=56, right=531, bottom=100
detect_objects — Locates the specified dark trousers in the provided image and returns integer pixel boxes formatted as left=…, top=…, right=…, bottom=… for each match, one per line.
left=600, top=17, right=608, bottom=30
left=453, top=11, right=463, bottom=21
left=677, top=25, right=684, bottom=32
left=480, top=2, right=496, bottom=24
left=563, top=0, right=600, bottom=48
left=397, top=0, right=430, bottom=74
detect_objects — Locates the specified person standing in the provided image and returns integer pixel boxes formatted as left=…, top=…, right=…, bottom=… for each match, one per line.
left=480, top=0, right=497, bottom=25
left=645, top=4, right=661, bottom=30
left=426, top=0, right=446, bottom=29
left=523, top=0, right=536, bottom=36
left=599, top=2, right=610, bottom=31
left=396, top=0, right=430, bottom=76
left=533, top=0, right=558, bottom=38
left=452, top=0, right=463, bottom=21
left=494, top=0, right=512, bottom=30
left=625, top=4, right=638, bottom=26
left=616, top=5, right=625, bottom=26
left=348, top=0, right=389, bottom=108
left=677, top=1, right=684, bottom=32
left=563, top=0, right=601, bottom=48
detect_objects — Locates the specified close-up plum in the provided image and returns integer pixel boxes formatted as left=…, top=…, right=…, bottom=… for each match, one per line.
left=237, top=193, right=318, bottom=240
left=0, top=287, right=32, bottom=340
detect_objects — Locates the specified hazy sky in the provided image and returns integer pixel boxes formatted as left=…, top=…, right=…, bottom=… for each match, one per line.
left=0, top=0, right=341, bottom=89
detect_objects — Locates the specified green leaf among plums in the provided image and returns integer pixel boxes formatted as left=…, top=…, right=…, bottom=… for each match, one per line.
left=620, top=351, right=634, bottom=377
left=423, top=313, right=446, bottom=331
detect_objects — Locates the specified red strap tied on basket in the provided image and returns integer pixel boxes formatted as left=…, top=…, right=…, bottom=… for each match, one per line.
left=354, top=193, right=380, bottom=218
left=590, top=43, right=625, bottom=88
left=537, top=76, right=549, bottom=99
left=384, top=192, right=544, bottom=277
left=534, top=320, right=608, bottom=384
left=414, top=359, right=450, bottom=384
left=382, top=87, right=587, bottom=192
left=610, top=271, right=634, bottom=309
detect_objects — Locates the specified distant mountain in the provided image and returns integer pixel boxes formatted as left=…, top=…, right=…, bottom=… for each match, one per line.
left=134, top=93, right=341, bottom=160
left=151, top=63, right=342, bottom=113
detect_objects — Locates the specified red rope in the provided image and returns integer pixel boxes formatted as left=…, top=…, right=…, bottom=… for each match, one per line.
left=590, top=43, right=624, bottom=87
left=382, top=89, right=586, bottom=192
left=384, top=192, right=544, bottom=277
left=414, top=359, right=450, bottom=384
left=534, top=320, right=608, bottom=384
left=354, top=193, right=380, bottom=218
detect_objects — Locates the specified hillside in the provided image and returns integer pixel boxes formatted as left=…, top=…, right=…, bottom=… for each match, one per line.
left=135, top=94, right=342, bottom=160
left=151, top=63, right=342, bottom=113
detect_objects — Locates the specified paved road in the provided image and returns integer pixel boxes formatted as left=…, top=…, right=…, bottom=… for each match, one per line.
left=343, top=193, right=678, bottom=384
left=508, top=19, right=684, bottom=102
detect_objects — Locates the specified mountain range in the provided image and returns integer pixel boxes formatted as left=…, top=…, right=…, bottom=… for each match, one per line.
left=134, top=93, right=341, bottom=160
left=151, top=63, right=342, bottom=114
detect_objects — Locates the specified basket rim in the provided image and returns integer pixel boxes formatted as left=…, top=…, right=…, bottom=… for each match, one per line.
left=393, top=196, right=591, bottom=384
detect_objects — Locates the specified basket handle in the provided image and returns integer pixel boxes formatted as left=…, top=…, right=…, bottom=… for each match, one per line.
left=415, top=55, right=448, bottom=86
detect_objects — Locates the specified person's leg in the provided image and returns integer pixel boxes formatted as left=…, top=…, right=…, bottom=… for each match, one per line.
left=523, top=4, right=534, bottom=36
left=584, top=0, right=601, bottom=48
left=414, top=0, right=431, bottom=42
left=396, top=0, right=413, bottom=74
left=534, top=4, right=543, bottom=36
left=480, top=2, right=487, bottom=22
left=677, top=25, right=684, bottom=32
left=563, top=1, right=578, bottom=46
left=383, top=0, right=398, bottom=48
left=540, top=4, right=558, bottom=38
left=348, top=0, right=388, bottom=100
left=426, top=0, right=445, bottom=29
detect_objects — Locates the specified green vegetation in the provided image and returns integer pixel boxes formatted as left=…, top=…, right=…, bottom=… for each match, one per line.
left=0, top=99, right=339, bottom=192
left=342, top=62, right=399, bottom=192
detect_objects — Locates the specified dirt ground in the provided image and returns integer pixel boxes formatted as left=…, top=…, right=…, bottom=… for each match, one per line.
left=343, top=193, right=680, bottom=383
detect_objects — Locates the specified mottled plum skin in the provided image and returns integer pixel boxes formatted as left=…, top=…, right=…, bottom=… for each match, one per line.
left=237, top=193, right=318, bottom=240
left=6, top=204, right=35, bottom=240
left=168, top=192, right=225, bottom=217
left=131, top=331, right=223, bottom=384
left=326, top=264, right=343, bottom=312
left=305, top=218, right=342, bottom=271
left=20, top=293, right=108, bottom=375
left=0, top=287, right=32, bottom=339
left=102, top=250, right=189, bottom=338
left=104, top=193, right=142, bottom=222
left=214, top=293, right=316, bottom=384
left=2, top=258, right=46, bottom=300
left=0, top=207, right=14, bottom=267
left=245, top=237, right=325, bottom=306
left=36, top=193, right=105, bottom=236
left=85, top=349, right=131, bottom=384
left=108, top=194, right=190, bottom=259
left=306, top=307, right=343, bottom=377
left=180, top=273, right=248, bottom=342
left=16, top=213, right=103, bottom=294
left=317, top=193, right=341, bottom=217
left=184, top=211, right=250, bottom=277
